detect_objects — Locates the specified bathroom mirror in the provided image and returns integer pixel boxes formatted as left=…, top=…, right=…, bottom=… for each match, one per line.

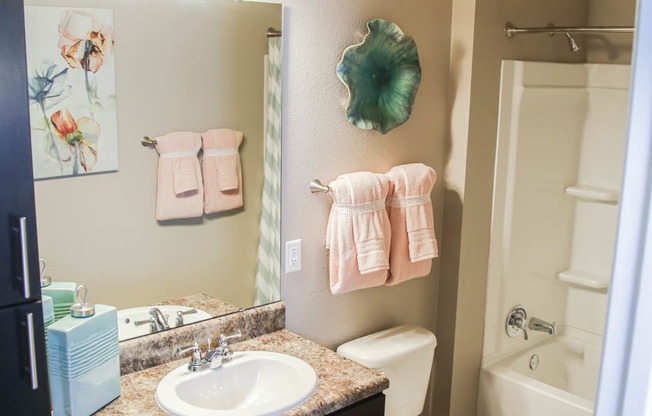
left=26, top=0, right=283, bottom=341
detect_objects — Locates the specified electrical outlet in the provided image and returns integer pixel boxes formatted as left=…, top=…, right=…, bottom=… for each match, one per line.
left=285, top=239, right=302, bottom=273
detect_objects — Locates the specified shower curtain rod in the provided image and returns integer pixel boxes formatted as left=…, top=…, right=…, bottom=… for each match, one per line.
left=504, top=22, right=635, bottom=38
left=267, top=27, right=282, bottom=38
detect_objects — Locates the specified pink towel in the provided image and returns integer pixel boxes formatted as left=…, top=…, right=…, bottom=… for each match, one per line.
left=201, top=129, right=244, bottom=214
left=326, top=172, right=391, bottom=294
left=155, top=132, right=203, bottom=221
left=385, top=163, right=438, bottom=285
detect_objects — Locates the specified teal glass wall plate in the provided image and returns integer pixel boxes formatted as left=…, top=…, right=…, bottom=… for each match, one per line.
left=336, top=19, right=421, bottom=134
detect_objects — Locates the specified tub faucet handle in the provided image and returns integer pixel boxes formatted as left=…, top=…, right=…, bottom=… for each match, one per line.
left=506, top=306, right=529, bottom=340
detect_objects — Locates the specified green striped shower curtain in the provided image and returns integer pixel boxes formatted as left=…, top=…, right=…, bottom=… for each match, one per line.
left=254, top=36, right=282, bottom=306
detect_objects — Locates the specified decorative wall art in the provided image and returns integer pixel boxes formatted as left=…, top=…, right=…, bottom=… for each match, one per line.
left=24, top=6, right=118, bottom=179
left=336, top=19, right=421, bottom=134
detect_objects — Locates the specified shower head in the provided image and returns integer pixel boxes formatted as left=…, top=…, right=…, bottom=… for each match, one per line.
left=565, top=32, right=581, bottom=52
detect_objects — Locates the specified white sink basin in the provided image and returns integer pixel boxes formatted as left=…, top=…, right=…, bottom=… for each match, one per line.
left=117, top=305, right=211, bottom=341
left=155, top=351, right=318, bottom=416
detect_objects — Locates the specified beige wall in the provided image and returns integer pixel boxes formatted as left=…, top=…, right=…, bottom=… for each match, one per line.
left=31, top=0, right=281, bottom=310
left=437, top=1, right=588, bottom=414
left=587, top=0, right=637, bottom=63
left=279, top=1, right=451, bottom=414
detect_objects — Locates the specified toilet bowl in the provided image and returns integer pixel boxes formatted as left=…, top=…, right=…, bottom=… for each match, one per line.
left=337, top=325, right=437, bottom=416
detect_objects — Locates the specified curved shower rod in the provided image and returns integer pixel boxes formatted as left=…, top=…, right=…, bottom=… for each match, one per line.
left=504, top=22, right=635, bottom=38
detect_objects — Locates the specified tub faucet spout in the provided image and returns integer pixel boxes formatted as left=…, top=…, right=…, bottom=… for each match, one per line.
left=529, top=317, right=556, bottom=335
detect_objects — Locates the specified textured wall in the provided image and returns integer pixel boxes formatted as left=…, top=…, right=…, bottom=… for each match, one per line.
left=279, top=4, right=451, bottom=415
left=586, top=0, right=636, bottom=64
left=280, top=0, right=451, bottom=345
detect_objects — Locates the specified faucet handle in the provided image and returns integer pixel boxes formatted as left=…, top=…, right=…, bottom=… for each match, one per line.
left=176, top=341, right=202, bottom=361
left=218, top=330, right=242, bottom=347
left=506, top=306, right=529, bottom=340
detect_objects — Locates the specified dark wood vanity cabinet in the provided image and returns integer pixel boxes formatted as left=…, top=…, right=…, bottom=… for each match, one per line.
left=0, top=0, right=51, bottom=413
left=329, top=393, right=385, bottom=415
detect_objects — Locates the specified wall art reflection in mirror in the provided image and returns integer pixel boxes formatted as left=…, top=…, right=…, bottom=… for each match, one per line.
left=25, top=6, right=118, bottom=179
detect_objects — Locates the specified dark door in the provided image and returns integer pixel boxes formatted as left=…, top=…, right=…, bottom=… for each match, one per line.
left=0, top=0, right=42, bottom=308
left=0, top=302, right=51, bottom=414
left=0, top=0, right=51, bottom=414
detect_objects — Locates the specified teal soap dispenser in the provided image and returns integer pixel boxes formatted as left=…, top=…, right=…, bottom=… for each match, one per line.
left=40, top=259, right=77, bottom=321
left=47, top=285, right=121, bottom=416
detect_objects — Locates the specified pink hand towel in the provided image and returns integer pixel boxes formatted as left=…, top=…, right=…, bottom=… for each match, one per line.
left=155, top=132, right=204, bottom=221
left=201, top=129, right=244, bottom=214
left=325, top=172, right=391, bottom=295
left=385, top=163, right=438, bottom=286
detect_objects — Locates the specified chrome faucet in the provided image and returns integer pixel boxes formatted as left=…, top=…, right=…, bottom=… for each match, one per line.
left=149, top=307, right=170, bottom=332
left=177, top=330, right=242, bottom=372
left=529, top=317, right=556, bottom=335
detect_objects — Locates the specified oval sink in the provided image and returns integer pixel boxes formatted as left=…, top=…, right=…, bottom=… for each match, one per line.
left=156, top=351, right=317, bottom=416
left=117, top=306, right=211, bottom=341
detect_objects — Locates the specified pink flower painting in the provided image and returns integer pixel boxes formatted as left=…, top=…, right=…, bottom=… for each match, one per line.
left=24, top=6, right=118, bottom=179
left=51, top=108, right=100, bottom=174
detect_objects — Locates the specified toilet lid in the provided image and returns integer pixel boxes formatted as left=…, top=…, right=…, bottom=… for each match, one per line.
left=336, top=324, right=437, bottom=368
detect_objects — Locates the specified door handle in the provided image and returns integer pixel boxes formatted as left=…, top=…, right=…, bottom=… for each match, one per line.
left=11, top=216, right=31, bottom=299
left=25, top=312, right=39, bottom=390
left=18, top=217, right=31, bottom=298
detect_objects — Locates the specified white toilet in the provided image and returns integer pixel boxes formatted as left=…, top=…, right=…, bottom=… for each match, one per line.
left=337, top=325, right=437, bottom=416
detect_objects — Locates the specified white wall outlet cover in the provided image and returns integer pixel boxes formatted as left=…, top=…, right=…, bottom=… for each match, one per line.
left=285, top=239, right=302, bottom=273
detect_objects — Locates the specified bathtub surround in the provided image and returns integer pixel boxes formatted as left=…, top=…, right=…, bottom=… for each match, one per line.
left=483, top=61, right=629, bottom=355
left=478, top=61, right=629, bottom=415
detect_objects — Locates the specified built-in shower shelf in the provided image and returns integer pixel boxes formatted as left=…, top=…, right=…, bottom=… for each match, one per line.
left=557, top=269, right=609, bottom=289
left=565, top=185, right=619, bottom=203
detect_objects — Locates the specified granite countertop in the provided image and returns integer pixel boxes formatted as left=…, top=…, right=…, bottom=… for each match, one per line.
left=97, top=329, right=389, bottom=416
left=155, top=292, right=239, bottom=318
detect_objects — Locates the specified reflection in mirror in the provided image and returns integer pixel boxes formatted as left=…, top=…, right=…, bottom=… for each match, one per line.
left=26, top=0, right=282, bottom=341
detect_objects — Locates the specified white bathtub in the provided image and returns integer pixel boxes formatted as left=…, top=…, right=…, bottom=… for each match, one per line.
left=478, top=328, right=602, bottom=416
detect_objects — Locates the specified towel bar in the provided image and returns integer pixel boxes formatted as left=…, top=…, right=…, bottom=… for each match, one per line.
left=141, top=136, right=157, bottom=147
left=310, top=179, right=330, bottom=193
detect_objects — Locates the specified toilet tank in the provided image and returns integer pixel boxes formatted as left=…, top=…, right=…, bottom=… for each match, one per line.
left=337, top=325, right=437, bottom=416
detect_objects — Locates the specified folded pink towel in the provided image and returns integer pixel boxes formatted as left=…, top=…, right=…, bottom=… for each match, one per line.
left=385, top=163, right=438, bottom=285
left=201, top=129, right=244, bottom=214
left=155, top=132, right=203, bottom=221
left=326, top=172, right=391, bottom=294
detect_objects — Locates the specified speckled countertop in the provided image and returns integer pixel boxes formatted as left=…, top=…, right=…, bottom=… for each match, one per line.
left=96, top=329, right=389, bottom=416
left=155, top=292, right=239, bottom=318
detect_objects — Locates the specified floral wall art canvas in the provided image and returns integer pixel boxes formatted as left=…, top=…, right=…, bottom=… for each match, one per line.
left=24, top=6, right=118, bottom=179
